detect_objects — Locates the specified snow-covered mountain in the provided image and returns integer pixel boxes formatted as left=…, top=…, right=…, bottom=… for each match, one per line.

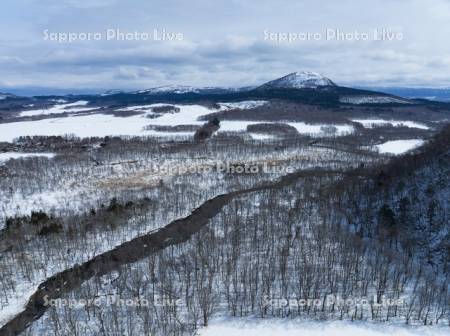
left=112, top=72, right=336, bottom=96
left=0, top=93, right=16, bottom=100
left=98, top=85, right=253, bottom=96
left=132, top=85, right=255, bottom=95
left=258, top=71, right=336, bottom=89
left=135, top=85, right=202, bottom=94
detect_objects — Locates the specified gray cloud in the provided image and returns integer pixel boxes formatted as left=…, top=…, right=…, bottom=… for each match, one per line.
left=1, top=0, right=450, bottom=92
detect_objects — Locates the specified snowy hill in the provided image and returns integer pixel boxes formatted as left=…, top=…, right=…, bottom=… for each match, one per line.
left=132, top=85, right=254, bottom=95
left=0, top=93, right=16, bottom=100
left=135, top=85, right=202, bottom=94
left=128, top=72, right=337, bottom=96
left=258, top=71, right=337, bottom=89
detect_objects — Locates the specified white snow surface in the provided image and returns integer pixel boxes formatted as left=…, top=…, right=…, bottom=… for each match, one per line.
left=289, top=123, right=353, bottom=135
left=249, top=133, right=276, bottom=140
left=1, top=104, right=216, bottom=141
left=1, top=103, right=354, bottom=142
left=260, top=71, right=335, bottom=89
left=0, top=285, right=38, bottom=327
left=0, top=152, right=55, bottom=164
left=341, top=96, right=411, bottom=104
left=198, top=319, right=448, bottom=336
left=0, top=113, right=199, bottom=142
left=352, top=119, right=429, bottom=130
left=217, top=121, right=353, bottom=136
left=375, top=139, right=425, bottom=155
left=19, top=101, right=99, bottom=117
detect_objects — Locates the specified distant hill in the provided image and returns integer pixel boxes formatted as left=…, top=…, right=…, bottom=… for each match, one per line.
left=358, top=87, right=450, bottom=102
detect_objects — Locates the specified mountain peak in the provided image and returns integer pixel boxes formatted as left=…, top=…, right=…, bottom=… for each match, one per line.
left=259, top=71, right=336, bottom=89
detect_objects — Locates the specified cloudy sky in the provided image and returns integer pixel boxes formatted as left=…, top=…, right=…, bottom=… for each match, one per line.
left=1, top=0, right=450, bottom=94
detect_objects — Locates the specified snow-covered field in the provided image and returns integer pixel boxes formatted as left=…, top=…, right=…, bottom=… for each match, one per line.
left=288, top=123, right=353, bottom=135
left=375, top=139, right=425, bottom=154
left=0, top=112, right=198, bottom=141
left=0, top=103, right=355, bottom=142
left=198, top=319, right=448, bottom=336
left=0, top=152, right=55, bottom=164
left=220, top=121, right=353, bottom=135
left=19, top=101, right=99, bottom=117
left=352, top=119, right=429, bottom=130
left=249, top=133, right=275, bottom=140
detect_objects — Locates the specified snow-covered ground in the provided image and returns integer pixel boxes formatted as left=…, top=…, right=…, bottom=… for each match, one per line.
left=1, top=103, right=355, bottom=142
left=288, top=123, right=353, bottom=135
left=220, top=121, right=353, bottom=136
left=0, top=173, right=228, bottom=328
left=352, top=119, right=429, bottom=130
left=198, top=319, right=448, bottom=336
left=0, top=284, right=38, bottom=327
left=0, top=113, right=197, bottom=141
left=375, top=139, right=425, bottom=155
left=249, top=133, right=275, bottom=140
left=0, top=152, right=55, bottom=164
left=341, top=96, right=411, bottom=104
left=19, top=101, right=99, bottom=117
